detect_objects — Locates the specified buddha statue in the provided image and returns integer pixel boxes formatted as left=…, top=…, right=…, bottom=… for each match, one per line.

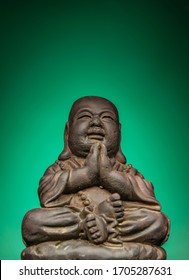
left=21, top=96, right=170, bottom=259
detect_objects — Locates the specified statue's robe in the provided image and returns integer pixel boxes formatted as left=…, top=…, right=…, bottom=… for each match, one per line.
left=22, top=156, right=170, bottom=247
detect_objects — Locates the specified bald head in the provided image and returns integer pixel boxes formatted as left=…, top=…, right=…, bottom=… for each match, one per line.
left=68, top=96, right=119, bottom=125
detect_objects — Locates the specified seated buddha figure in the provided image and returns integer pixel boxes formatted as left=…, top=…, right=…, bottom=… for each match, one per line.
left=21, top=96, right=170, bottom=259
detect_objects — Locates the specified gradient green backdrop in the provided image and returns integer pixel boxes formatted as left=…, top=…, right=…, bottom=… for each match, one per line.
left=1, top=0, right=189, bottom=259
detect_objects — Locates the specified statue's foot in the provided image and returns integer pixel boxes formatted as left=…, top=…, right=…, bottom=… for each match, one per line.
left=98, top=193, right=124, bottom=222
left=84, top=213, right=108, bottom=244
left=110, top=193, right=125, bottom=222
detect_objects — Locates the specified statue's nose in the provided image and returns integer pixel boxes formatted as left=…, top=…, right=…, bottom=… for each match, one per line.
left=90, top=115, right=102, bottom=126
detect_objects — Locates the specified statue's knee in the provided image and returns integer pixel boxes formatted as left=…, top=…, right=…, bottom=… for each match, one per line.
left=22, top=208, right=41, bottom=229
left=154, top=212, right=169, bottom=232
left=22, top=209, right=42, bottom=245
left=148, top=211, right=170, bottom=245
left=158, top=212, right=170, bottom=243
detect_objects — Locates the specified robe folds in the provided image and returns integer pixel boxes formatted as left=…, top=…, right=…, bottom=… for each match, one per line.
left=22, top=156, right=170, bottom=247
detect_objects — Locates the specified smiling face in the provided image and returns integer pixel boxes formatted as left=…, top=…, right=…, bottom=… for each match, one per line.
left=67, top=97, right=120, bottom=158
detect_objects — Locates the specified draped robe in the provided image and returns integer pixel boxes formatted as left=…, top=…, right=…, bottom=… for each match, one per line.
left=22, top=156, right=170, bottom=247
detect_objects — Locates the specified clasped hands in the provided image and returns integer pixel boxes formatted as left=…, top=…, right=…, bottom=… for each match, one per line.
left=85, top=142, right=115, bottom=186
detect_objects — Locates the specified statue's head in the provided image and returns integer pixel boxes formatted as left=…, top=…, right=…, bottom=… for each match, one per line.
left=59, top=96, right=126, bottom=163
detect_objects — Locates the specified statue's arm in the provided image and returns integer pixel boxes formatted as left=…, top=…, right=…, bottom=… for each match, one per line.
left=98, top=144, right=158, bottom=204
left=38, top=159, right=97, bottom=206
left=101, top=170, right=133, bottom=200
left=101, top=168, right=159, bottom=205
left=64, top=165, right=97, bottom=193
left=38, top=163, right=69, bottom=207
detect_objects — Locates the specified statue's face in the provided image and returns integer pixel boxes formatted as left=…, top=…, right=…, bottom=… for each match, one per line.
left=68, top=97, right=120, bottom=158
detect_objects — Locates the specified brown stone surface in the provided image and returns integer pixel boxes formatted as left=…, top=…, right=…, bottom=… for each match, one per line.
left=22, top=96, right=170, bottom=259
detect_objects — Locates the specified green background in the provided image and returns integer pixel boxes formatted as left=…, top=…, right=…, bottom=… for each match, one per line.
left=1, top=0, right=189, bottom=259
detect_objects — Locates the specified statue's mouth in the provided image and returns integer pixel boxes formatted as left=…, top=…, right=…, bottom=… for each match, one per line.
left=87, top=128, right=105, bottom=140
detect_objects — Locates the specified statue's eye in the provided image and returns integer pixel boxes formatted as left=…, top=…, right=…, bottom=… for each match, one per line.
left=77, top=114, right=92, bottom=120
left=101, top=115, right=114, bottom=120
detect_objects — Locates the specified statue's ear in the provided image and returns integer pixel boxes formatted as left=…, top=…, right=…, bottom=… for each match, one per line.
left=115, top=148, right=126, bottom=164
left=64, top=122, right=69, bottom=144
left=115, top=123, right=126, bottom=164
left=58, top=122, right=72, bottom=160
